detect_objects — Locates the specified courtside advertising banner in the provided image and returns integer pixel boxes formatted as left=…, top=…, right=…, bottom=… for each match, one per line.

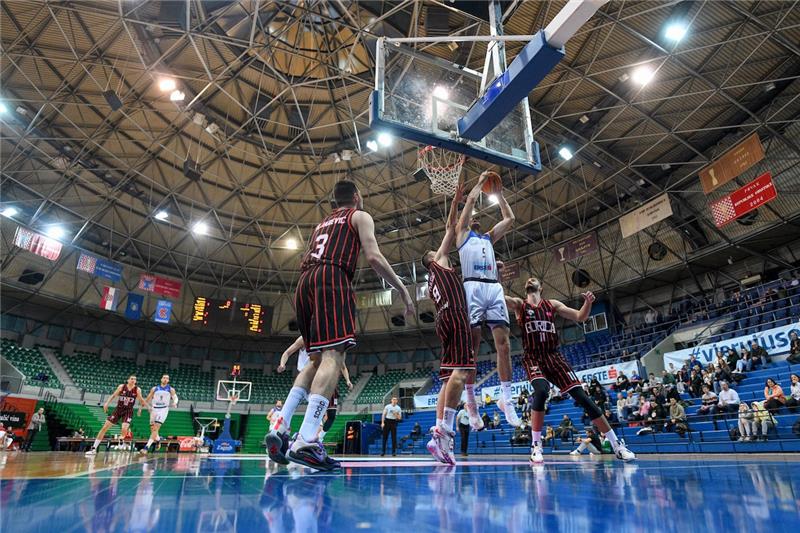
left=663, top=322, right=800, bottom=368
left=413, top=390, right=467, bottom=409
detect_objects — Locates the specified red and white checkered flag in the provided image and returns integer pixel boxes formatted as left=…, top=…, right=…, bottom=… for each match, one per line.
left=710, top=196, right=736, bottom=227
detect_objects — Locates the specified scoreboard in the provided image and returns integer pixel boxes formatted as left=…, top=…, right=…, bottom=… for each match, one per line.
left=191, top=297, right=270, bottom=335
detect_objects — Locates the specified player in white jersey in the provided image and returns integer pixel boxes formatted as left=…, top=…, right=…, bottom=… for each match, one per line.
left=267, top=336, right=353, bottom=464
left=139, top=374, right=178, bottom=454
left=456, top=172, right=520, bottom=426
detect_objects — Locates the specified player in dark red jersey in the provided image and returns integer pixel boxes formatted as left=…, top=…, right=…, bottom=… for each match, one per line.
left=505, top=277, right=635, bottom=463
left=85, top=374, right=149, bottom=455
left=287, top=180, right=414, bottom=471
left=420, top=182, right=480, bottom=465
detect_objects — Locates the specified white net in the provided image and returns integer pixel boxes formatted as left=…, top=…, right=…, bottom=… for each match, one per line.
left=418, top=146, right=465, bottom=196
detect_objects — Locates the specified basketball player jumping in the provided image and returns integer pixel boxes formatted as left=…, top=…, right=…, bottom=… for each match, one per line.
left=266, top=335, right=353, bottom=464
left=456, top=171, right=520, bottom=426
left=85, top=374, right=150, bottom=455
left=138, top=374, right=178, bottom=454
left=287, top=180, right=414, bottom=471
left=420, top=181, right=480, bottom=465
left=504, top=277, right=635, bottom=462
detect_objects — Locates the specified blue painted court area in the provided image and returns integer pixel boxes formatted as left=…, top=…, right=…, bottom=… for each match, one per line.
left=1, top=454, right=799, bottom=532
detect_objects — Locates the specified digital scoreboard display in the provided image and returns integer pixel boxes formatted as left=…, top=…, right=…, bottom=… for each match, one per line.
left=191, top=297, right=270, bottom=335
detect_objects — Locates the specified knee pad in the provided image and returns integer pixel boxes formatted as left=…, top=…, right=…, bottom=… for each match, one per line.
left=569, top=388, right=604, bottom=420
left=530, top=380, right=549, bottom=411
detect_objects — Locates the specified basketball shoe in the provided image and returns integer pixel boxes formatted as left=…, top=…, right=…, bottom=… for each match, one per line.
left=287, top=434, right=340, bottom=472
left=426, top=426, right=455, bottom=465
left=265, top=429, right=291, bottom=465
left=497, top=399, right=521, bottom=427
left=529, top=444, right=544, bottom=464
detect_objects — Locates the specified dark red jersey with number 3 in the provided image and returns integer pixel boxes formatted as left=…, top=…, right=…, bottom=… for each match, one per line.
left=300, top=208, right=361, bottom=278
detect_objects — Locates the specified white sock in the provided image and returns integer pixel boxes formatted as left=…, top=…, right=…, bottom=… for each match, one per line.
left=93, top=438, right=101, bottom=450
left=318, top=430, right=326, bottom=443
left=436, top=418, right=443, bottom=428
left=605, top=429, right=620, bottom=451
left=500, top=382, right=513, bottom=403
left=531, top=430, right=542, bottom=446
left=146, top=439, right=154, bottom=448
left=278, top=386, right=308, bottom=432
left=443, top=407, right=457, bottom=431
left=299, top=394, right=329, bottom=442
left=465, top=384, right=478, bottom=415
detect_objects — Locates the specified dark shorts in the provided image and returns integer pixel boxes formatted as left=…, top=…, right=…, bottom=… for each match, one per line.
left=437, top=308, right=475, bottom=381
left=295, top=265, right=357, bottom=353
left=522, top=350, right=581, bottom=393
left=107, top=406, right=133, bottom=425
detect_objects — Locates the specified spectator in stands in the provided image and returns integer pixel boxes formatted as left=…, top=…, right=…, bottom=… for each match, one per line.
left=786, top=374, right=800, bottom=413
left=750, top=341, right=770, bottom=368
left=511, top=421, right=531, bottom=446
left=646, top=372, right=662, bottom=386
left=410, top=422, right=422, bottom=440
left=647, top=397, right=667, bottom=432
left=555, top=415, right=575, bottom=442
left=698, top=385, right=718, bottom=417
left=518, top=389, right=529, bottom=414
left=616, top=373, right=630, bottom=392
left=734, top=350, right=752, bottom=375
left=542, top=425, right=555, bottom=447
left=689, top=369, right=703, bottom=398
left=763, top=378, right=786, bottom=412
left=751, top=401, right=776, bottom=441
left=645, top=307, right=658, bottom=325
left=492, top=412, right=502, bottom=429
left=616, top=391, right=629, bottom=421
left=661, top=370, right=676, bottom=386
left=664, top=397, right=688, bottom=436
left=726, top=347, right=740, bottom=369
left=590, top=380, right=608, bottom=412
left=629, top=371, right=642, bottom=386
left=457, top=405, right=471, bottom=457
left=713, top=364, right=732, bottom=394
left=788, top=333, right=800, bottom=364
left=716, top=381, right=740, bottom=415
left=630, top=395, right=651, bottom=425
left=676, top=365, right=690, bottom=393
left=689, top=355, right=703, bottom=372
left=481, top=412, right=491, bottom=429
left=22, top=407, right=45, bottom=452
left=570, top=427, right=602, bottom=456
left=737, top=403, right=755, bottom=441
left=604, top=408, right=619, bottom=429
left=702, top=367, right=714, bottom=389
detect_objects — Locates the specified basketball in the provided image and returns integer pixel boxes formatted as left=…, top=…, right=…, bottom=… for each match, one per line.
left=481, top=171, right=502, bottom=194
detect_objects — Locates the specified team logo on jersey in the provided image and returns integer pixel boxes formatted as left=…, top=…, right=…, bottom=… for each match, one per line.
left=473, top=264, right=493, bottom=271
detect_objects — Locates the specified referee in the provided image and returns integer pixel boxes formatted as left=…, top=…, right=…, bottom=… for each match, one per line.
left=381, top=397, right=402, bottom=456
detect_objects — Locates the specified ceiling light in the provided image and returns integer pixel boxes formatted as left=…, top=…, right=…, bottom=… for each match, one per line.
left=579, top=114, right=589, bottom=124
left=665, top=23, right=687, bottom=42
left=558, top=147, right=573, bottom=160
left=169, top=90, right=185, bottom=102
left=488, top=194, right=499, bottom=204
left=764, top=82, right=776, bottom=92
left=447, top=41, right=459, bottom=52
left=366, top=140, right=378, bottom=152
left=192, top=221, right=208, bottom=235
left=285, top=238, right=299, bottom=250
left=158, top=78, right=176, bottom=92
left=618, top=73, right=629, bottom=83
left=15, top=106, right=27, bottom=116
left=1, top=206, right=18, bottom=218
left=631, top=66, right=655, bottom=85
left=154, top=210, right=169, bottom=221
left=433, top=86, right=450, bottom=100
left=377, top=132, right=392, bottom=147
left=0, top=103, right=7, bottom=114
left=45, top=225, right=66, bottom=239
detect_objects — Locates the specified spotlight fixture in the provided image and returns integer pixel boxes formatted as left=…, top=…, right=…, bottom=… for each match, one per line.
left=366, top=140, right=378, bottom=152
left=154, top=210, right=169, bottom=221
left=169, top=90, right=185, bottom=102
left=664, top=23, right=687, bottom=42
left=158, top=78, right=176, bottom=92
left=45, top=225, right=66, bottom=239
left=377, top=132, right=393, bottom=147
left=285, top=238, right=299, bottom=250
left=631, top=66, right=655, bottom=85
left=0, top=102, right=7, bottom=114
left=192, top=221, right=208, bottom=235
left=1, top=206, right=18, bottom=218
left=558, top=147, right=573, bottom=160
left=433, top=86, right=450, bottom=100
left=488, top=194, right=499, bottom=204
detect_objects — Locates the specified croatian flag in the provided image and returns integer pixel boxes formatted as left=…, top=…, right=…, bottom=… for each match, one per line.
left=100, top=287, right=118, bottom=311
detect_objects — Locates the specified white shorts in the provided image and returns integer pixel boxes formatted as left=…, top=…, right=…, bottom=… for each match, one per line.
left=464, top=280, right=509, bottom=328
left=150, top=407, right=169, bottom=425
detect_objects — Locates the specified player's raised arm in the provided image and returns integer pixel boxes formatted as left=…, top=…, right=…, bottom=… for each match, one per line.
left=550, top=291, right=595, bottom=323
left=488, top=188, right=515, bottom=243
left=504, top=294, right=524, bottom=315
left=456, top=173, right=489, bottom=239
left=434, top=181, right=464, bottom=262
left=352, top=211, right=414, bottom=317
left=278, top=336, right=304, bottom=373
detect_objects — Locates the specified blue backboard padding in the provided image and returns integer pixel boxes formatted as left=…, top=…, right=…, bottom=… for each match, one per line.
left=370, top=91, right=542, bottom=174
left=457, top=31, right=564, bottom=141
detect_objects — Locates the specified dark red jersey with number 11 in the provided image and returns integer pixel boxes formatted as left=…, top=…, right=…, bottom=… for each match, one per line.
left=300, top=208, right=361, bottom=278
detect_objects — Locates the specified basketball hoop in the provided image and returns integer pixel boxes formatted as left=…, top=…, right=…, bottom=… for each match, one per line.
left=418, top=145, right=465, bottom=196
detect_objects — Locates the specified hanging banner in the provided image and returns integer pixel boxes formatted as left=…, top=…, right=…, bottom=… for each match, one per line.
left=663, top=322, right=799, bottom=369
left=13, top=227, right=62, bottom=261
left=619, top=194, right=673, bottom=239
left=699, top=133, right=764, bottom=194
left=76, top=252, right=123, bottom=282
left=500, top=261, right=521, bottom=282
left=709, top=172, right=777, bottom=228
left=553, top=233, right=599, bottom=263
left=357, top=289, right=392, bottom=308
left=139, top=274, right=182, bottom=299
left=125, top=293, right=144, bottom=320
left=100, top=287, right=119, bottom=311
left=154, top=300, right=173, bottom=324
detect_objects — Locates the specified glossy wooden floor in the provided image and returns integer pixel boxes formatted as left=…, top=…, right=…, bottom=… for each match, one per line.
left=1, top=452, right=799, bottom=532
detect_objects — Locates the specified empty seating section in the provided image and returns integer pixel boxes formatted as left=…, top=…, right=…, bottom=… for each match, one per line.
left=0, top=339, right=61, bottom=388
left=355, top=369, right=429, bottom=404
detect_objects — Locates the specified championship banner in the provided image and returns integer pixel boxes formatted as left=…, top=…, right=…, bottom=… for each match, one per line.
left=699, top=133, right=764, bottom=194
left=357, top=289, right=392, bottom=308
left=500, top=261, right=521, bottom=282
left=414, top=390, right=468, bottom=409
left=76, top=252, right=123, bottom=282
left=154, top=299, right=173, bottom=324
left=663, top=322, right=800, bottom=369
left=619, top=194, right=673, bottom=239
left=100, top=286, right=119, bottom=311
left=13, top=227, right=62, bottom=261
left=139, top=274, right=182, bottom=299
left=125, top=293, right=144, bottom=320
left=553, top=233, right=599, bottom=263
left=709, top=172, right=776, bottom=228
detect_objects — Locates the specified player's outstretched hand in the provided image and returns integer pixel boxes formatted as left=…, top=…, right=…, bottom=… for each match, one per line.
left=582, top=291, right=596, bottom=303
left=102, top=404, right=108, bottom=414
left=347, top=381, right=354, bottom=391
left=276, top=364, right=286, bottom=373
left=404, top=298, right=415, bottom=318
left=454, top=182, right=465, bottom=204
